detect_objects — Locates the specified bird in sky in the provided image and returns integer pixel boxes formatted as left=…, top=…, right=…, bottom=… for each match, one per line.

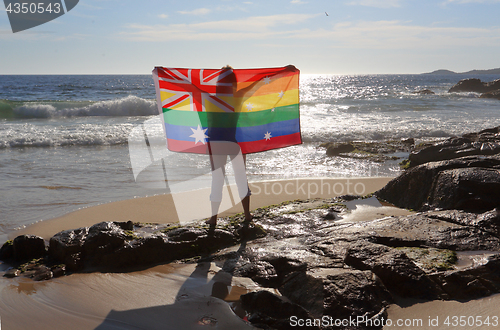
left=325, top=12, right=329, bottom=16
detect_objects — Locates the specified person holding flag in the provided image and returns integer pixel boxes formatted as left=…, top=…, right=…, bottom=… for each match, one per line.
left=152, top=64, right=301, bottom=227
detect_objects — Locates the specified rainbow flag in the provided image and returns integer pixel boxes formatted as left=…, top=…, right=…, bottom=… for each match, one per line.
left=152, top=66, right=301, bottom=154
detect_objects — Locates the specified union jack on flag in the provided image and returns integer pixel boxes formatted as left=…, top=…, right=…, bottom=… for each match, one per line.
left=155, top=68, right=235, bottom=113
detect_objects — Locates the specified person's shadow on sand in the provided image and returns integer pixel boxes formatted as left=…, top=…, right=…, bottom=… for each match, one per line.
left=94, top=241, right=252, bottom=330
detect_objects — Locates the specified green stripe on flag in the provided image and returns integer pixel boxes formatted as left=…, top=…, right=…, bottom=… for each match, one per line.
left=163, top=104, right=299, bottom=128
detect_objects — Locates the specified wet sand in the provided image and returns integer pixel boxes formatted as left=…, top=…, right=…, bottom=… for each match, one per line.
left=386, top=294, right=500, bottom=330
left=0, top=262, right=261, bottom=330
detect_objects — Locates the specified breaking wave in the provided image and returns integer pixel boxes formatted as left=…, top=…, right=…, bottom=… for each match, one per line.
left=0, top=96, right=158, bottom=119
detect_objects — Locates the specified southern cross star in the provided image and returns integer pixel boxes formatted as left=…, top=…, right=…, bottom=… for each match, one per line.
left=263, top=76, right=271, bottom=84
left=246, top=103, right=254, bottom=111
left=264, top=131, right=272, bottom=141
left=189, top=125, right=209, bottom=144
left=278, top=91, right=284, bottom=98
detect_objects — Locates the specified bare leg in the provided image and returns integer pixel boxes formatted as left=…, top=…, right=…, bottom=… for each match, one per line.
left=242, top=195, right=252, bottom=222
left=206, top=201, right=220, bottom=225
left=241, top=154, right=252, bottom=222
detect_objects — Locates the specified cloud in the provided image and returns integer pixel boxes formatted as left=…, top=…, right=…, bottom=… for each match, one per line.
left=347, top=0, right=402, bottom=8
left=178, top=8, right=212, bottom=15
left=292, top=20, right=500, bottom=49
left=122, top=13, right=318, bottom=41
left=158, top=14, right=168, bottom=19
left=291, top=0, right=308, bottom=4
left=121, top=14, right=500, bottom=51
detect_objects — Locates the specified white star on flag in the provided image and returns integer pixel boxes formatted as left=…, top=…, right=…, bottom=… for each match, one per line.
left=189, top=125, right=209, bottom=144
left=246, top=103, right=254, bottom=111
left=278, top=91, right=284, bottom=98
left=263, top=76, right=271, bottom=84
left=264, top=132, right=272, bottom=141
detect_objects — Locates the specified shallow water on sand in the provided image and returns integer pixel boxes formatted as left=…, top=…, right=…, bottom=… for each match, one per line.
left=386, top=294, right=500, bottom=330
left=0, top=262, right=262, bottom=330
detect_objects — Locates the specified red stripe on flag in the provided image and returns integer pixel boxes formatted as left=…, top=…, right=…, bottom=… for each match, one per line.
left=239, top=133, right=302, bottom=154
left=163, top=94, right=189, bottom=109
left=166, top=139, right=210, bottom=154
left=166, top=133, right=302, bottom=155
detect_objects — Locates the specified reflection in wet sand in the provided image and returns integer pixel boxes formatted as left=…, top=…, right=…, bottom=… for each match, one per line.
left=0, top=262, right=260, bottom=330
left=387, top=293, right=500, bottom=330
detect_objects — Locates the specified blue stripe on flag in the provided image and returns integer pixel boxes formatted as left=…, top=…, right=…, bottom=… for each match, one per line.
left=164, top=118, right=300, bottom=143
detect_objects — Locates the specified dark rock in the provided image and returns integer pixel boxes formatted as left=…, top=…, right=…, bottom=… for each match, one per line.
left=431, top=168, right=500, bottom=211
left=321, top=270, right=392, bottom=327
left=344, top=241, right=444, bottom=299
left=240, top=290, right=319, bottom=330
left=322, top=139, right=414, bottom=164
left=279, top=271, right=325, bottom=318
left=49, top=226, right=88, bottom=270
left=32, top=265, right=53, bottom=281
left=326, top=143, right=355, bottom=156
left=360, top=213, right=500, bottom=251
left=449, top=78, right=500, bottom=93
left=167, top=227, right=206, bottom=242
left=413, top=89, right=435, bottom=95
left=0, top=240, right=14, bottom=261
left=401, top=137, right=415, bottom=145
left=426, top=209, right=500, bottom=238
left=46, top=219, right=262, bottom=272
left=408, top=127, right=500, bottom=167
left=234, top=260, right=278, bottom=287
left=4, top=268, right=20, bottom=278
left=430, top=254, right=500, bottom=300
left=13, top=235, right=46, bottom=262
left=51, top=265, right=66, bottom=278
left=376, top=155, right=500, bottom=211
left=481, top=90, right=500, bottom=100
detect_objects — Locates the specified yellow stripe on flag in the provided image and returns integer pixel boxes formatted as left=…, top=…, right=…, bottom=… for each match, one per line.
left=234, top=74, right=299, bottom=98
left=161, top=90, right=298, bottom=112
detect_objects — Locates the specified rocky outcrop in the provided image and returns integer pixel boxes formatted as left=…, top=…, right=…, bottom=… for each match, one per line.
left=481, top=90, right=500, bottom=100
left=2, top=195, right=500, bottom=329
left=204, top=198, right=500, bottom=329
left=449, top=78, right=500, bottom=93
left=1, top=219, right=266, bottom=277
left=408, top=126, right=500, bottom=167
left=377, top=155, right=500, bottom=211
left=322, top=139, right=414, bottom=162
left=412, top=89, right=435, bottom=95
left=0, top=235, right=46, bottom=263
left=48, top=220, right=265, bottom=272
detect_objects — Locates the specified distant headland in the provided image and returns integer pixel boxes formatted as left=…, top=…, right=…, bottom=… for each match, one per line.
left=424, top=68, right=500, bottom=75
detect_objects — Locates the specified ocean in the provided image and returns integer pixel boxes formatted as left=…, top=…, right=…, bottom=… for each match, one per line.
left=1, top=73, right=500, bottom=240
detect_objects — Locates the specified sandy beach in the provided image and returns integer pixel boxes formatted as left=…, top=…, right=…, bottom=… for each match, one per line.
left=11, top=177, right=392, bottom=240
left=2, top=176, right=500, bottom=330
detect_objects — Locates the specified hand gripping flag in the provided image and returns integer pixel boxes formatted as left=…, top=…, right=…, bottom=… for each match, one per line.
left=152, top=66, right=302, bottom=154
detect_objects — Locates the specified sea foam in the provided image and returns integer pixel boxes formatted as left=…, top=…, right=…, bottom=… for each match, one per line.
left=6, top=96, right=158, bottom=119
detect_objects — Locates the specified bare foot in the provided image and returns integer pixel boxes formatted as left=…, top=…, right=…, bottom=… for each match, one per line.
left=205, top=215, right=217, bottom=226
left=243, top=213, right=253, bottom=223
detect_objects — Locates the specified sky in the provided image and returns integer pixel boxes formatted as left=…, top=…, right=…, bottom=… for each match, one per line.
left=1, top=0, right=500, bottom=74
